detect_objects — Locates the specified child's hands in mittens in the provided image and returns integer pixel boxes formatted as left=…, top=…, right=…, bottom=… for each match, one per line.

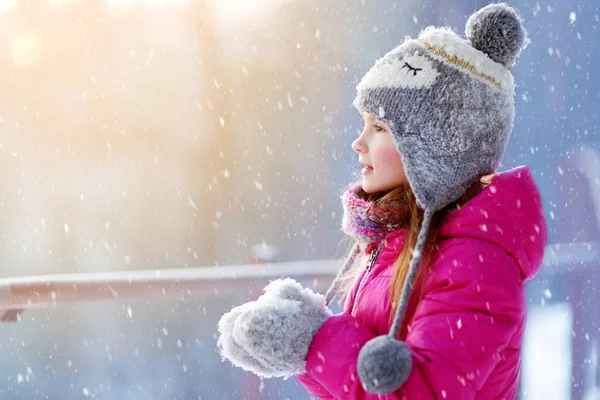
left=217, top=278, right=331, bottom=378
left=217, top=302, right=279, bottom=377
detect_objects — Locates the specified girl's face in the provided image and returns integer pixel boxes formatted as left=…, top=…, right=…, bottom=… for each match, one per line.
left=352, top=112, right=408, bottom=193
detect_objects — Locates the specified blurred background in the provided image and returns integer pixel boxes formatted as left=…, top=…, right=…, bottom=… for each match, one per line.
left=0, top=0, right=598, bottom=398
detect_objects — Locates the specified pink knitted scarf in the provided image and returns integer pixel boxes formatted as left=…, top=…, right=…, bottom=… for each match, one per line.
left=341, top=183, right=405, bottom=248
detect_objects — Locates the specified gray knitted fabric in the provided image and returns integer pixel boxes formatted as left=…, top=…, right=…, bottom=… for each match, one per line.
left=326, top=3, right=529, bottom=394
left=352, top=31, right=521, bottom=211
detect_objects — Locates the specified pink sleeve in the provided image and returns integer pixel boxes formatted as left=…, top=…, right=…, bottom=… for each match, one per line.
left=303, top=240, right=522, bottom=399
left=296, top=373, right=335, bottom=399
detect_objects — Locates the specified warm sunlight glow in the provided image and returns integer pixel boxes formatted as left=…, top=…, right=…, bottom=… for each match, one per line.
left=0, top=0, right=18, bottom=13
left=48, top=0, right=76, bottom=6
left=105, top=0, right=188, bottom=6
left=11, top=34, right=41, bottom=68
left=104, top=0, right=138, bottom=6
left=210, top=0, right=293, bottom=31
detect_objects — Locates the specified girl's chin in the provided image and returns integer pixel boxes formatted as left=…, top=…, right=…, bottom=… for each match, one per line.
left=361, top=178, right=407, bottom=194
left=360, top=179, right=378, bottom=194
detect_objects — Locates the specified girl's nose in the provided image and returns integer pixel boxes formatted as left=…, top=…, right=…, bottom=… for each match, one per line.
left=352, top=135, right=365, bottom=154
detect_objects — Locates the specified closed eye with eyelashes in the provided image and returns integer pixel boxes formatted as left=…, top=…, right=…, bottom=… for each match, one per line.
left=356, top=51, right=440, bottom=91
left=402, top=62, right=422, bottom=76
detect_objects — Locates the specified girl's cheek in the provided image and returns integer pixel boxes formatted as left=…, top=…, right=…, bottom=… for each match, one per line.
left=373, top=147, right=403, bottom=166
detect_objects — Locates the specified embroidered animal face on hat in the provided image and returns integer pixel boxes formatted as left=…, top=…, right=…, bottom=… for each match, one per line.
left=353, top=3, right=528, bottom=211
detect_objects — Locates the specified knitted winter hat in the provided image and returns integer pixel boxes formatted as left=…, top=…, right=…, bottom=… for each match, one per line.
left=325, top=3, right=528, bottom=394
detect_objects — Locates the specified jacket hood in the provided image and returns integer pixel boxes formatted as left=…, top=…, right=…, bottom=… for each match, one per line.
left=439, top=165, right=547, bottom=282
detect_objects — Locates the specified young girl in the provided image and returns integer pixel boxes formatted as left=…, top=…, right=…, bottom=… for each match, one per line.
left=217, top=3, right=547, bottom=399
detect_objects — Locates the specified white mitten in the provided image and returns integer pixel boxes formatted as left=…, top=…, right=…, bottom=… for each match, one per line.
left=217, top=302, right=278, bottom=377
left=218, top=278, right=331, bottom=378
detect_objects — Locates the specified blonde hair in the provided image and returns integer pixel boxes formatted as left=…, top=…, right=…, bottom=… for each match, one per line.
left=339, top=174, right=495, bottom=336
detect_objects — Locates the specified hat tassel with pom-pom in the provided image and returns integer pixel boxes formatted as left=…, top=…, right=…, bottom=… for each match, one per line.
left=356, top=209, right=434, bottom=394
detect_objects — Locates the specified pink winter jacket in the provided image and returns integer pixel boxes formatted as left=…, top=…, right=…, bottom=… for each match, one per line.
left=296, top=166, right=547, bottom=399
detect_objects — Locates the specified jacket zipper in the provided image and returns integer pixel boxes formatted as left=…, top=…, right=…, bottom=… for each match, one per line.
left=351, top=240, right=385, bottom=317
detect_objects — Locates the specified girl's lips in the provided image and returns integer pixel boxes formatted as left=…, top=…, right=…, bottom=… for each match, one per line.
left=361, top=166, right=374, bottom=175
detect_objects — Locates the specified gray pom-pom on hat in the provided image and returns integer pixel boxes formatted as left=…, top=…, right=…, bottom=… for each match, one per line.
left=357, top=336, right=412, bottom=393
left=466, top=2, right=529, bottom=68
